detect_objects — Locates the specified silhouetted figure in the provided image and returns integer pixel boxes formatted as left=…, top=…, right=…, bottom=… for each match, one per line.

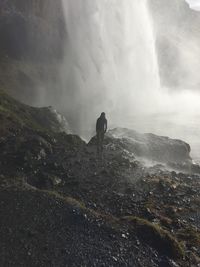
left=96, top=112, right=107, bottom=154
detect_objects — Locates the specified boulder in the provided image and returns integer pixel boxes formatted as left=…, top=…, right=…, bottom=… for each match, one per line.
left=92, top=128, right=192, bottom=167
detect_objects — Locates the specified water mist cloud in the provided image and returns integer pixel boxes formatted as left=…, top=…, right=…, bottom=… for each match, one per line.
left=60, top=0, right=160, bottom=137
left=148, top=0, right=200, bottom=90
left=185, top=0, right=200, bottom=11
left=58, top=0, right=200, bottom=162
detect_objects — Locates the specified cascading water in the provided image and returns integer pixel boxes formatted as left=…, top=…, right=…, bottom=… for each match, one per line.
left=60, top=0, right=160, bottom=138
left=59, top=0, right=200, bottom=162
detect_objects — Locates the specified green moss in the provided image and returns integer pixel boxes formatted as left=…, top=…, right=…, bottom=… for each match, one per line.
left=0, top=88, right=59, bottom=133
left=39, top=189, right=120, bottom=230
left=35, top=190, right=185, bottom=260
left=43, top=190, right=86, bottom=210
left=177, top=227, right=200, bottom=247
left=123, top=216, right=185, bottom=259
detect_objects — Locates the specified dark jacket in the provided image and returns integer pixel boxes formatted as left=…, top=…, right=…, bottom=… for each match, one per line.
left=96, top=117, right=107, bottom=133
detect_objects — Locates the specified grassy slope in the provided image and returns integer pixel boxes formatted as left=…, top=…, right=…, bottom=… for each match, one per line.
left=0, top=89, right=66, bottom=135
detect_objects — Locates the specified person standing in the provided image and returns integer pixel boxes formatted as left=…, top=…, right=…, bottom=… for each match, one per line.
left=96, top=112, right=107, bottom=154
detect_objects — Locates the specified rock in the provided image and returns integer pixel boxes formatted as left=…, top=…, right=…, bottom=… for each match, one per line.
left=168, top=259, right=180, bottom=267
left=107, top=128, right=192, bottom=168
left=37, top=148, right=46, bottom=160
left=51, top=176, right=62, bottom=186
left=191, top=164, right=200, bottom=174
left=0, top=0, right=65, bottom=61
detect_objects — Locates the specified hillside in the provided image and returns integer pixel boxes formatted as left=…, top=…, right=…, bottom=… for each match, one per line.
left=0, top=90, right=200, bottom=266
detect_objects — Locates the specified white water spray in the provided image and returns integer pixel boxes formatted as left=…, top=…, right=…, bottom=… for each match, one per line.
left=60, top=0, right=160, bottom=137
left=185, top=0, right=200, bottom=11
left=59, top=0, right=200, bottom=161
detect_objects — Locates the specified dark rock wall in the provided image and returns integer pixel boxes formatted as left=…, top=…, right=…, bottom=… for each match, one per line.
left=0, top=0, right=67, bottom=106
left=0, top=0, right=66, bottom=61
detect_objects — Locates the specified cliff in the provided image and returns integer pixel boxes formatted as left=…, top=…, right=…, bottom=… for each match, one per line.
left=0, top=0, right=66, bottom=61
left=0, top=0, right=66, bottom=106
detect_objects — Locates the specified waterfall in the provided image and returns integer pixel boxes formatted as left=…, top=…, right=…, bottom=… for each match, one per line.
left=60, top=0, right=160, bottom=138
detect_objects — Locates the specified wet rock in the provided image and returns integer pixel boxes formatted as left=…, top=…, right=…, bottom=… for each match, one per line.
left=107, top=128, right=192, bottom=167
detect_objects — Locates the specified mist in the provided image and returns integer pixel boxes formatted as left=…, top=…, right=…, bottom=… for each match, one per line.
left=55, top=0, right=200, bottom=160
left=185, top=0, right=200, bottom=10
left=60, top=0, right=160, bottom=137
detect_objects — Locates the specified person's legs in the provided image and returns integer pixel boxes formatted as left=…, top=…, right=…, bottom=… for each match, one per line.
left=97, top=131, right=105, bottom=156
left=100, top=132, right=104, bottom=152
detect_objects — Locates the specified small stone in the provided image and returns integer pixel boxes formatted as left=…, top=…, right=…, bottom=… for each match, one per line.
left=122, top=233, right=127, bottom=239
left=191, top=246, right=198, bottom=252
left=112, top=256, right=118, bottom=262
left=168, top=259, right=180, bottom=267
left=136, top=239, right=140, bottom=246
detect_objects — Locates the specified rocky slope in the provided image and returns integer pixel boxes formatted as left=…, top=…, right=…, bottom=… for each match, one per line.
left=1, top=89, right=200, bottom=266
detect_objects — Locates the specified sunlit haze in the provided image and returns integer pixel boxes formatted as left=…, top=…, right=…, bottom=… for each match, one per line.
left=185, top=0, right=200, bottom=10
left=56, top=0, right=200, bottom=162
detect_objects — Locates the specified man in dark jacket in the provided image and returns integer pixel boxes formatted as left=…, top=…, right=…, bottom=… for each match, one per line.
left=96, top=112, right=107, bottom=153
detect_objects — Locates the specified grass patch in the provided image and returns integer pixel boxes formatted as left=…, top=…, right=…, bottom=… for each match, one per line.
left=123, top=216, right=185, bottom=259
left=39, top=190, right=185, bottom=260
left=177, top=227, right=200, bottom=247
left=0, top=88, right=66, bottom=134
left=0, top=89, right=43, bottom=131
left=43, top=190, right=86, bottom=210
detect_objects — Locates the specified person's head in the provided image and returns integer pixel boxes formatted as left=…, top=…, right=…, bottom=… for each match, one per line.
left=100, top=112, right=106, bottom=118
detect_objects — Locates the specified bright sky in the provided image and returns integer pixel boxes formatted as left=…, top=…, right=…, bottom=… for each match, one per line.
left=185, top=0, right=200, bottom=10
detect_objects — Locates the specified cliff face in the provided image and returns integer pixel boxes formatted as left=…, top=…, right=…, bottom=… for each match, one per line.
left=0, top=0, right=67, bottom=106
left=0, top=0, right=66, bottom=61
